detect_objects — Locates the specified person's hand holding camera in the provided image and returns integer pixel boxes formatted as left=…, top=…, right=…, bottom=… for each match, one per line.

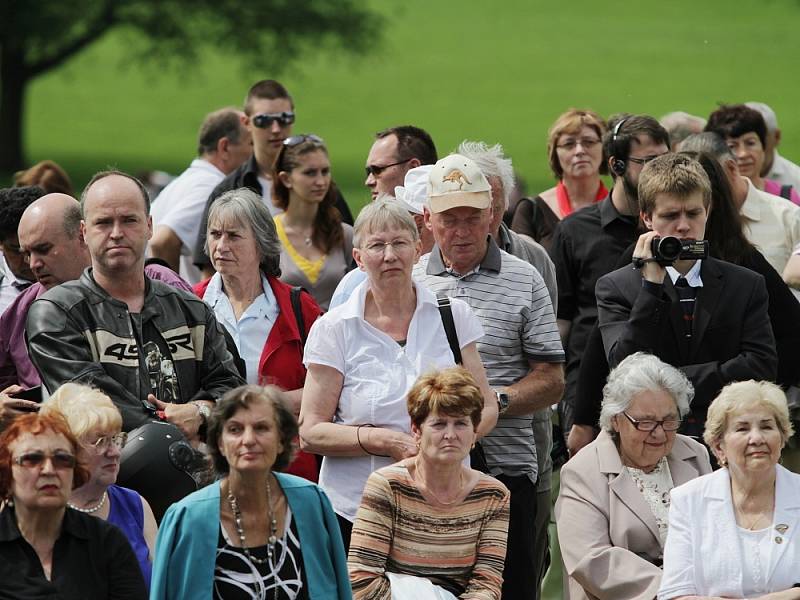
left=633, top=231, right=667, bottom=284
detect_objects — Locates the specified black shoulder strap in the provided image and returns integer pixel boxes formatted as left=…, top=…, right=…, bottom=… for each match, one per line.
left=290, top=286, right=308, bottom=348
left=781, top=184, right=793, bottom=200
left=436, top=293, right=462, bottom=365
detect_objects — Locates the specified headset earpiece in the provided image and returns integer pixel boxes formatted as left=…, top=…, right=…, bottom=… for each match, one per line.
left=612, top=159, right=627, bottom=176
left=610, top=117, right=629, bottom=177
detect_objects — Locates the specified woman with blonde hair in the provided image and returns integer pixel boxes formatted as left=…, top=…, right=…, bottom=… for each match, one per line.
left=41, top=383, right=157, bottom=587
left=659, top=380, right=800, bottom=599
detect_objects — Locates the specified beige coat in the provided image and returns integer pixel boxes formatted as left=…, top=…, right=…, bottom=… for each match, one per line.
left=555, top=430, right=711, bottom=600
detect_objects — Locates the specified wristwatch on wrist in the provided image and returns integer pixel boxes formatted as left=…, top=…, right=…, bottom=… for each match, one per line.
left=495, top=389, right=510, bottom=415
left=193, top=401, right=211, bottom=422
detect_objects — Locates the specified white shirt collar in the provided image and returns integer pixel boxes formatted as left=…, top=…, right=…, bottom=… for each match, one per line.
left=204, top=272, right=278, bottom=317
left=338, top=277, right=437, bottom=320
left=666, top=259, right=703, bottom=287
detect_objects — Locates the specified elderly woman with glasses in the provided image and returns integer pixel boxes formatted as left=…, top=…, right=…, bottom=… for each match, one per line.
left=555, top=352, right=711, bottom=600
left=0, top=412, right=147, bottom=599
left=658, top=380, right=800, bottom=600
left=40, top=383, right=157, bottom=587
left=299, top=199, right=497, bottom=549
left=511, top=108, right=608, bottom=250
left=272, top=134, right=354, bottom=310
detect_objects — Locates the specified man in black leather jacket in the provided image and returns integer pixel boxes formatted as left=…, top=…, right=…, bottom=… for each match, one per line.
left=26, top=170, right=245, bottom=436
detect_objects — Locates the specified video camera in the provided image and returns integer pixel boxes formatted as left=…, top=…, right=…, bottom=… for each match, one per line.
left=650, top=236, right=709, bottom=266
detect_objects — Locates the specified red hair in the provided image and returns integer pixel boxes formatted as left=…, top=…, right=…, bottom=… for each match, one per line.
left=0, top=413, right=90, bottom=498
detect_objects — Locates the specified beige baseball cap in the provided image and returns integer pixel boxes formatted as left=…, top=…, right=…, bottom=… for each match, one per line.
left=427, top=153, right=491, bottom=213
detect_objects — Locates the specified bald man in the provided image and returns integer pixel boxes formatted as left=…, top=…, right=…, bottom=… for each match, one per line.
left=0, top=194, right=90, bottom=421
left=25, top=171, right=244, bottom=435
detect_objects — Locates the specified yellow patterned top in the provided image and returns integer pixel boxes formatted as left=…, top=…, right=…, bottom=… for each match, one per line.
left=274, top=213, right=326, bottom=284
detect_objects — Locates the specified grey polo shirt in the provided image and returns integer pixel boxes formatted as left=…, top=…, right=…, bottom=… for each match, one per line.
left=413, top=237, right=565, bottom=482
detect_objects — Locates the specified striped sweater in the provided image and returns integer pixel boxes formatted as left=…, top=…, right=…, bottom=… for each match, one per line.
left=348, top=463, right=510, bottom=599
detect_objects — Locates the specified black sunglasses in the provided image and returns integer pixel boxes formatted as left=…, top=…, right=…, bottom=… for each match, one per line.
left=13, top=451, right=76, bottom=470
left=252, top=111, right=295, bottom=129
left=365, top=157, right=412, bottom=177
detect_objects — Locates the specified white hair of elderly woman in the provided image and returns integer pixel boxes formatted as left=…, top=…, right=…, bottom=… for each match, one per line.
left=598, top=352, right=693, bottom=432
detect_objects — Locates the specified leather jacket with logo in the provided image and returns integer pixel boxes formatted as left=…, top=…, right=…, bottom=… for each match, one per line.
left=26, top=269, right=245, bottom=431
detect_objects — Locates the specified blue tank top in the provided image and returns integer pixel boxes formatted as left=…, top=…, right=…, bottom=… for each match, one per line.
left=107, top=484, right=152, bottom=587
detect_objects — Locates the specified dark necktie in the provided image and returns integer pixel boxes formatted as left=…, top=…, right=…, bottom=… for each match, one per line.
left=674, top=276, right=696, bottom=340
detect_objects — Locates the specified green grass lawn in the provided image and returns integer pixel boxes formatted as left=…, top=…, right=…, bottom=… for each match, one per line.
left=8, top=0, right=800, bottom=214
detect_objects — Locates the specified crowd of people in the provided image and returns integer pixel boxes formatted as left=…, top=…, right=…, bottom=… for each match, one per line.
left=1, top=77, right=800, bottom=600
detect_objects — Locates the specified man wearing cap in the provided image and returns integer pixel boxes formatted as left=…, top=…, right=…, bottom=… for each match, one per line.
left=414, top=154, right=565, bottom=600
left=364, top=125, right=438, bottom=200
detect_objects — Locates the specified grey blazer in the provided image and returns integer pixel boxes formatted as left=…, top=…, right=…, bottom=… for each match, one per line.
left=555, top=430, right=712, bottom=600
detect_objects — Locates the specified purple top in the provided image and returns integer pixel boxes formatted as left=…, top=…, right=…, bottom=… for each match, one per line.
left=0, top=265, right=190, bottom=392
left=764, top=178, right=800, bottom=206
left=0, top=282, right=46, bottom=390
left=107, top=484, right=152, bottom=587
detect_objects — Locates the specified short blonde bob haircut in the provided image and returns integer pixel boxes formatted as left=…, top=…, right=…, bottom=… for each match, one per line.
left=407, top=366, right=483, bottom=430
left=41, top=382, right=123, bottom=439
left=704, top=380, right=794, bottom=449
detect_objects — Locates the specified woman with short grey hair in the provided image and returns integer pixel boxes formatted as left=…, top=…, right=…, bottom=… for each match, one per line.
left=195, top=187, right=323, bottom=481
left=299, top=197, right=497, bottom=548
left=555, top=352, right=711, bottom=600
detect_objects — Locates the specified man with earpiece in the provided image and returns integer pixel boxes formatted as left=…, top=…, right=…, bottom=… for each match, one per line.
left=549, top=114, right=671, bottom=456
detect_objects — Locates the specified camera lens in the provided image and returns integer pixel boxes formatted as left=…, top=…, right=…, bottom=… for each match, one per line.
left=653, top=236, right=683, bottom=262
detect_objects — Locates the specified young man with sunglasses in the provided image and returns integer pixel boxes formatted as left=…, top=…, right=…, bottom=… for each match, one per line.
left=192, top=79, right=353, bottom=278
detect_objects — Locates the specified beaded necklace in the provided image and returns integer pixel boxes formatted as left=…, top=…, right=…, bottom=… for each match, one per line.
left=68, top=491, right=107, bottom=514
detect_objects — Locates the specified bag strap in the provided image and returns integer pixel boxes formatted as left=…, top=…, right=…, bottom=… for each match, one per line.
left=781, top=184, right=793, bottom=200
left=290, top=286, right=308, bottom=348
left=436, top=293, right=462, bottom=365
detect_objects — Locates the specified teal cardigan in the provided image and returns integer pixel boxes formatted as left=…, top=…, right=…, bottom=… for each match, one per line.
left=150, top=473, right=351, bottom=599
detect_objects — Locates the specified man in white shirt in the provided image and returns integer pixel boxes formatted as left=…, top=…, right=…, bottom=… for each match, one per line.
left=746, top=101, right=800, bottom=191
left=149, top=107, right=251, bottom=284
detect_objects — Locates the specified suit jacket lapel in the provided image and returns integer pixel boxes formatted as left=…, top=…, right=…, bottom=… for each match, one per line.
left=691, top=259, right=722, bottom=360
left=597, top=432, right=662, bottom=545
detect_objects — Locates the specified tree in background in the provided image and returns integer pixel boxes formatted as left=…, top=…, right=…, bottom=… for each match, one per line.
left=0, top=1, right=381, bottom=171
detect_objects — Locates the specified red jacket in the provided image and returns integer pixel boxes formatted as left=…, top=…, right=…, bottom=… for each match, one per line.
left=194, top=275, right=323, bottom=481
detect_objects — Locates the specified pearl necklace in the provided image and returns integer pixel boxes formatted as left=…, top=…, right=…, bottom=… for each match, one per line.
left=68, top=491, right=107, bottom=514
left=227, top=478, right=279, bottom=566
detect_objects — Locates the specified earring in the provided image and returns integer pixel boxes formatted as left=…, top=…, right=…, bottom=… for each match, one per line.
left=719, top=457, right=727, bottom=467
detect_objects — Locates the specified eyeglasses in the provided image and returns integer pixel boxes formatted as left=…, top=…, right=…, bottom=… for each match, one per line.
left=252, top=111, right=295, bottom=129
left=13, top=451, right=76, bottom=470
left=86, top=432, right=128, bottom=452
left=556, top=138, right=601, bottom=151
left=361, top=239, right=415, bottom=257
left=621, top=412, right=681, bottom=432
left=365, top=158, right=413, bottom=177
left=283, top=134, right=324, bottom=147
left=627, top=155, right=663, bottom=166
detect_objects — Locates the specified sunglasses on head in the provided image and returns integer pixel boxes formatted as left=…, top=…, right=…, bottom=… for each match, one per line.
left=252, top=111, right=295, bottom=129
left=13, top=451, right=76, bottom=470
left=283, top=134, right=324, bottom=147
